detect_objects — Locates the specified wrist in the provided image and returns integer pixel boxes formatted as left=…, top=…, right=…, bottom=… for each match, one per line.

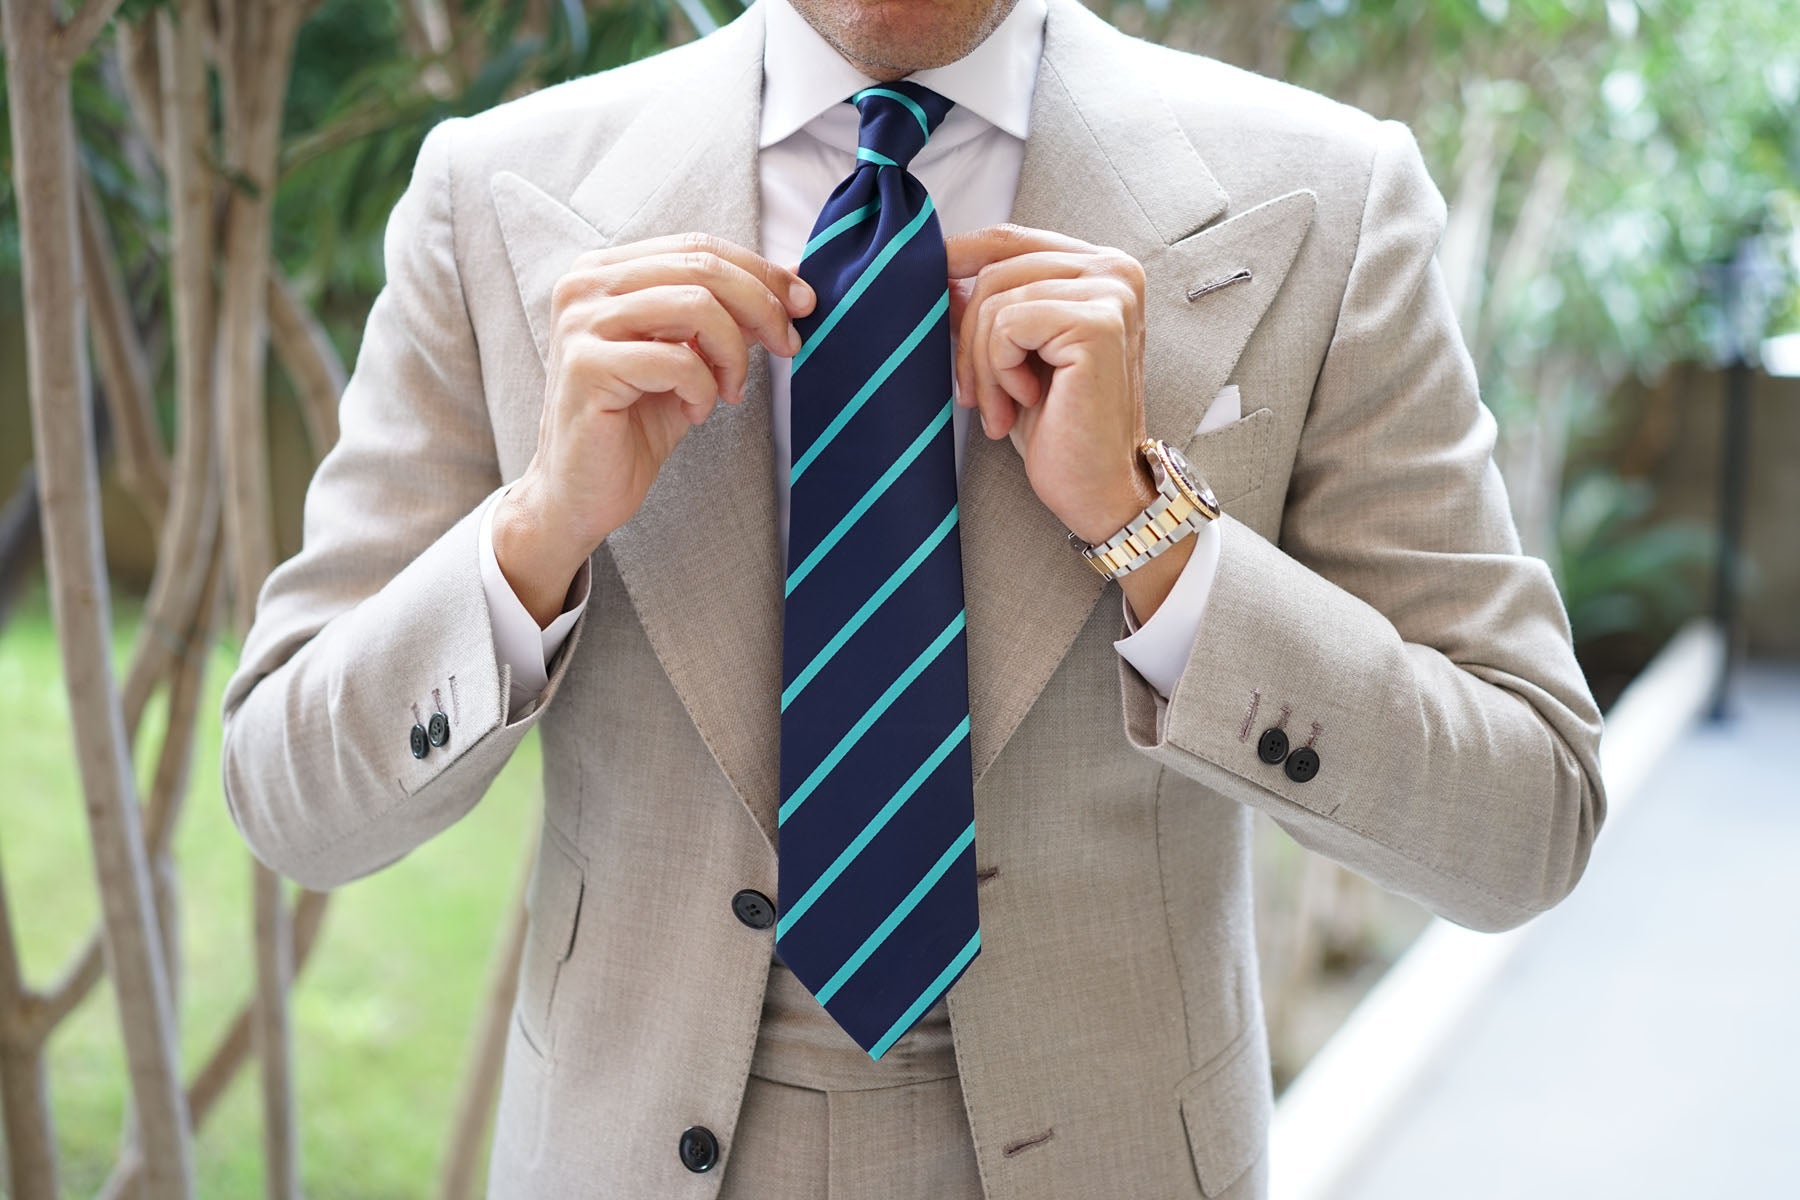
left=493, top=480, right=592, bottom=628
left=1116, top=531, right=1194, bottom=625
left=1067, top=453, right=1158, bottom=545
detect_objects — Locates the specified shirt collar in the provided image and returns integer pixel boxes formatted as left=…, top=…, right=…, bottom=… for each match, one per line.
left=759, top=0, right=1046, bottom=150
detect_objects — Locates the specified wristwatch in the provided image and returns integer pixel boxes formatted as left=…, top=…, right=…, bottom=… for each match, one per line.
left=1068, top=437, right=1221, bottom=580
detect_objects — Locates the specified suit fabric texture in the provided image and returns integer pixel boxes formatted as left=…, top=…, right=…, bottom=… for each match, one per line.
left=219, top=0, right=1608, bottom=1195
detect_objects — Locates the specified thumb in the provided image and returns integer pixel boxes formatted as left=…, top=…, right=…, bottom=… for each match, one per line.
left=946, top=275, right=976, bottom=331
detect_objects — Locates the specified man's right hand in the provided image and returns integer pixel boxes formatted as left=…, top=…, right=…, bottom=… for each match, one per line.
left=494, top=233, right=816, bottom=626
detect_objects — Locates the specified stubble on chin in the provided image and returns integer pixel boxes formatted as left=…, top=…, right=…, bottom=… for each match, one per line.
left=794, top=0, right=1018, bottom=79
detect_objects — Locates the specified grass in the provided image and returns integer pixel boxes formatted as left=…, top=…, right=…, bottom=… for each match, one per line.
left=0, top=586, right=541, bottom=1197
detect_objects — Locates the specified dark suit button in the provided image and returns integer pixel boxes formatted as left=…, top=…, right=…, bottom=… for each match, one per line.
left=732, top=889, right=775, bottom=930
left=409, top=723, right=430, bottom=760
left=678, top=1125, right=719, bottom=1173
left=1257, top=727, right=1289, bottom=764
left=427, top=710, right=450, bottom=747
left=1285, top=746, right=1320, bottom=783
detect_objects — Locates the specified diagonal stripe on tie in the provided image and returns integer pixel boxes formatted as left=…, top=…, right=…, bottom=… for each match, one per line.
left=781, top=504, right=960, bottom=711
left=776, top=79, right=981, bottom=1061
left=778, top=608, right=964, bottom=825
left=790, top=291, right=949, bottom=485
left=790, top=196, right=937, bottom=373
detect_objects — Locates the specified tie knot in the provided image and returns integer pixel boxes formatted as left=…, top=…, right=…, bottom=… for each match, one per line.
left=848, top=81, right=954, bottom=172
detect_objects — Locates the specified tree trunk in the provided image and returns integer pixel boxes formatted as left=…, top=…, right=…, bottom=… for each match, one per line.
left=78, top=171, right=170, bottom=529
left=253, top=866, right=300, bottom=1200
left=436, top=846, right=533, bottom=1200
left=0, top=856, right=59, bottom=1199
left=0, top=1, right=194, bottom=1195
left=267, top=269, right=345, bottom=459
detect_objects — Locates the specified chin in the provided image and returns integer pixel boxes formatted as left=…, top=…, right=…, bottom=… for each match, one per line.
left=832, top=0, right=965, bottom=71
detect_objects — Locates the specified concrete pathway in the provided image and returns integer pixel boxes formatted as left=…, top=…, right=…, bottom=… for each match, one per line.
left=1336, top=662, right=1800, bottom=1199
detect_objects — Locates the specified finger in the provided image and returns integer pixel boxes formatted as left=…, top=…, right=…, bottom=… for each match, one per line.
left=579, top=232, right=816, bottom=318
left=952, top=248, right=1093, bottom=293
left=577, top=284, right=751, bottom=403
left=954, top=265, right=1015, bottom=439
left=974, top=278, right=1098, bottom=411
left=989, top=297, right=1111, bottom=383
left=564, top=337, right=720, bottom=417
left=949, top=278, right=979, bottom=408
left=953, top=254, right=1087, bottom=416
left=559, top=247, right=803, bottom=357
left=943, top=223, right=1094, bottom=281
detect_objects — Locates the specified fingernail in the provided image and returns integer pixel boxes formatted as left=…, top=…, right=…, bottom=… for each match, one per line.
left=789, top=281, right=813, bottom=311
left=980, top=412, right=990, bottom=437
left=788, top=323, right=802, bottom=353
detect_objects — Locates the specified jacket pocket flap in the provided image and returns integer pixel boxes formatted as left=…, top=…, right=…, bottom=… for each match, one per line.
left=519, top=822, right=586, bottom=1054
left=1176, top=1024, right=1274, bottom=1196
left=1182, top=406, right=1275, bottom=508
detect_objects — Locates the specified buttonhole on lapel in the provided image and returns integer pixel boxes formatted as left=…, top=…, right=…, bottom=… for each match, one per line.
left=1003, top=1128, right=1055, bottom=1157
left=1186, top=268, right=1253, bottom=302
left=975, top=865, right=999, bottom=885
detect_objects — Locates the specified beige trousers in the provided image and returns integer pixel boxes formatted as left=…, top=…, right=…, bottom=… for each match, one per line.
left=716, top=957, right=985, bottom=1198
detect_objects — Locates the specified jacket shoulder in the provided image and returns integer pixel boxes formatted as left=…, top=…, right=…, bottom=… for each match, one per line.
left=432, top=31, right=721, bottom=189
left=1118, top=36, right=1403, bottom=205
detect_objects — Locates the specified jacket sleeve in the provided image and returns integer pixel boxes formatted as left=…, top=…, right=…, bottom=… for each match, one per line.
left=219, top=117, right=587, bottom=890
left=1116, top=118, right=1606, bottom=933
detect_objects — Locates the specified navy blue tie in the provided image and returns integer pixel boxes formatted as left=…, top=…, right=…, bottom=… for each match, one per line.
left=775, top=81, right=980, bottom=1061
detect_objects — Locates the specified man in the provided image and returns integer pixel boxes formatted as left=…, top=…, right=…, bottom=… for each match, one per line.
left=220, top=0, right=1607, bottom=1194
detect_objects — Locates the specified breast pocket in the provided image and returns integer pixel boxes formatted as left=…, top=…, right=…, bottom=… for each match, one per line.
left=1181, top=404, right=1275, bottom=509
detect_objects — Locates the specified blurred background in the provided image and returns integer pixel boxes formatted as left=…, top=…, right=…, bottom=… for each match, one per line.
left=0, top=0, right=1795, bottom=1196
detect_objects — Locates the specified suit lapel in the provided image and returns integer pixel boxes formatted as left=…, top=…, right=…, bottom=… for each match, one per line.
left=493, top=6, right=785, bottom=850
left=958, top=0, right=1313, bottom=786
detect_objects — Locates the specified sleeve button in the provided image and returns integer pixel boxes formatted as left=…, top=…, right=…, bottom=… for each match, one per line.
left=409, top=723, right=430, bottom=760
left=427, top=710, right=451, bottom=747
left=1284, top=745, right=1320, bottom=783
left=1256, top=727, right=1289, bottom=764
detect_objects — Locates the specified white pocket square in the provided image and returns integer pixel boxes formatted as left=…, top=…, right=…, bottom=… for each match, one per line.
left=1194, top=384, right=1241, bottom=436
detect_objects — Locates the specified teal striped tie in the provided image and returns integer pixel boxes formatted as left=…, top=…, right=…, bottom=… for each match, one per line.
left=775, top=80, right=981, bottom=1061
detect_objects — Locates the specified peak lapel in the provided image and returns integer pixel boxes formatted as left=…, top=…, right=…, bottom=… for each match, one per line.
left=491, top=4, right=786, bottom=853
left=960, top=0, right=1315, bottom=788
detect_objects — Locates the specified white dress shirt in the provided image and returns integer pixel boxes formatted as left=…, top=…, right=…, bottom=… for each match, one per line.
left=479, top=0, right=1222, bottom=718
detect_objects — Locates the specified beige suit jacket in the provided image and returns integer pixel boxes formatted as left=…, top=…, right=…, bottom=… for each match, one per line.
left=220, top=0, right=1607, bottom=1195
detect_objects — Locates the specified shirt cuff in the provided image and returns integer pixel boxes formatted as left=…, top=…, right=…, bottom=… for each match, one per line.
left=478, top=485, right=590, bottom=716
left=1111, top=520, right=1221, bottom=701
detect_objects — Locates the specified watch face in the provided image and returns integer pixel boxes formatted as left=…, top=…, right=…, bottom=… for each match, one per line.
left=1165, top=443, right=1194, bottom=477
left=1156, top=441, right=1218, bottom=512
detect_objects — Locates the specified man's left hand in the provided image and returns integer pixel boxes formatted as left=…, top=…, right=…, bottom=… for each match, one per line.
left=944, top=224, right=1157, bottom=545
left=946, top=224, right=1196, bottom=625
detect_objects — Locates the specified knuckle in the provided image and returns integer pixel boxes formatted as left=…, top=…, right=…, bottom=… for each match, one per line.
left=552, top=303, right=587, bottom=344
left=1098, top=302, right=1129, bottom=339
left=550, top=272, right=586, bottom=313
left=1121, top=256, right=1147, bottom=295
left=679, top=282, right=714, bottom=310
